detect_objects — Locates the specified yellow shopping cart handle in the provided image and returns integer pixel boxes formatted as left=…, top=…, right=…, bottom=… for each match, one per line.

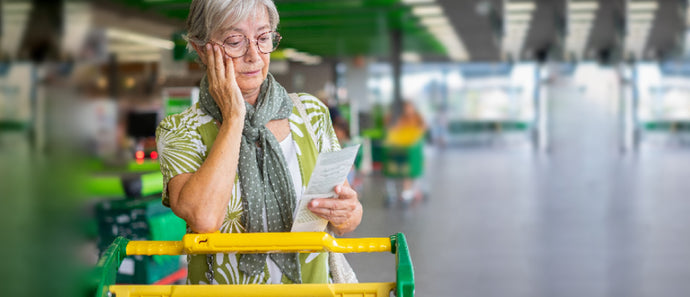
left=109, top=283, right=396, bottom=297
left=93, top=232, right=414, bottom=297
left=126, top=232, right=392, bottom=255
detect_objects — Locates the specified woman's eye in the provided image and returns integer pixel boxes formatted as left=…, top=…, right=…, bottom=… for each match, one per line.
left=224, top=36, right=245, bottom=48
left=226, top=41, right=243, bottom=48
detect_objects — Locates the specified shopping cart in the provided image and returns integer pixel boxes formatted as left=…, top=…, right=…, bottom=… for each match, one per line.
left=93, top=232, right=414, bottom=297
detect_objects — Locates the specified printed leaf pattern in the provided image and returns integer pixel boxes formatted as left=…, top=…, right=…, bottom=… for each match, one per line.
left=156, top=94, right=340, bottom=285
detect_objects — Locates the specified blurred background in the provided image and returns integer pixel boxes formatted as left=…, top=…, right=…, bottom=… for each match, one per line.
left=2, top=0, right=690, bottom=296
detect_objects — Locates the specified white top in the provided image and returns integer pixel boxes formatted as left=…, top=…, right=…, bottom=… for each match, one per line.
left=265, top=133, right=303, bottom=283
left=281, top=133, right=304, bottom=211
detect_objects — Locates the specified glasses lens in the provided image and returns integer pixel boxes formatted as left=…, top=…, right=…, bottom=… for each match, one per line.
left=222, top=35, right=247, bottom=57
left=257, top=32, right=281, bottom=53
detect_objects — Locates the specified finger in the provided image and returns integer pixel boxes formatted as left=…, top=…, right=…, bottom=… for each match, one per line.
left=309, top=205, right=351, bottom=217
left=308, top=198, right=355, bottom=213
left=213, top=44, right=226, bottom=81
left=334, top=184, right=357, bottom=199
left=224, top=49, right=233, bottom=80
left=204, top=43, right=217, bottom=82
left=307, top=207, right=351, bottom=223
left=224, top=54, right=240, bottom=100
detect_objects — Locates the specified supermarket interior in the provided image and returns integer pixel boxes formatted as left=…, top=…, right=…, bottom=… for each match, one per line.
left=3, top=0, right=690, bottom=296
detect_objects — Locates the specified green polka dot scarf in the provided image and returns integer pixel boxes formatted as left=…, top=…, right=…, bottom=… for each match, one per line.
left=199, top=73, right=301, bottom=283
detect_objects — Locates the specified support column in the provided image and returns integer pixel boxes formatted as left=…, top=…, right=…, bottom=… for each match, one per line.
left=19, top=0, right=63, bottom=62
left=391, top=28, right=403, bottom=120
left=108, top=53, right=119, bottom=100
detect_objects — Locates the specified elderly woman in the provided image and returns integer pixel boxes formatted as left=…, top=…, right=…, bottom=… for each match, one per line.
left=156, top=0, right=362, bottom=285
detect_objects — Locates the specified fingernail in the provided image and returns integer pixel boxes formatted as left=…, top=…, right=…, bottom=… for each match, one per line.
left=311, top=201, right=318, bottom=207
left=206, top=43, right=211, bottom=50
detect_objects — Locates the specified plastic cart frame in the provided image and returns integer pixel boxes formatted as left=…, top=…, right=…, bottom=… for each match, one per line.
left=94, top=232, right=414, bottom=297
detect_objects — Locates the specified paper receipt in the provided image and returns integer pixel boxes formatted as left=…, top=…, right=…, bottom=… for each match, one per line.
left=291, top=144, right=360, bottom=232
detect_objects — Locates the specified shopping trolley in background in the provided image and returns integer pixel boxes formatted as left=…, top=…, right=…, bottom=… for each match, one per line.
left=93, top=232, right=414, bottom=297
left=382, top=126, right=426, bottom=206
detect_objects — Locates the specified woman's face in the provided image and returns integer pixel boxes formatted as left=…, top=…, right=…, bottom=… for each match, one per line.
left=403, top=102, right=415, bottom=116
left=211, top=7, right=271, bottom=96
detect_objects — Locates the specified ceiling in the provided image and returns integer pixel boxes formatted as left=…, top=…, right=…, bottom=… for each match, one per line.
left=442, top=0, right=687, bottom=62
left=90, top=0, right=690, bottom=62
left=102, top=0, right=448, bottom=60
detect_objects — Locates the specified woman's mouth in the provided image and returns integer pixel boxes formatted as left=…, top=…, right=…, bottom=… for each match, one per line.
left=241, top=70, right=261, bottom=76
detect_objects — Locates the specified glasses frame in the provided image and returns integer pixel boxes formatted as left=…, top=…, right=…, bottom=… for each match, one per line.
left=211, top=31, right=282, bottom=58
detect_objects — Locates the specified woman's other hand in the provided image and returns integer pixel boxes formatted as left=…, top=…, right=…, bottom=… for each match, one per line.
left=307, top=183, right=363, bottom=235
left=205, top=43, right=246, bottom=121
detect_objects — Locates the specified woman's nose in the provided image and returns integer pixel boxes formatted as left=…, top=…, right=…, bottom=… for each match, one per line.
left=244, top=40, right=261, bottom=60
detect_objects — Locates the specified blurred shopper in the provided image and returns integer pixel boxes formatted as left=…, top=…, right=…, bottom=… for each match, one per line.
left=316, top=90, right=343, bottom=127
left=390, top=101, right=427, bottom=132
left=156, top=0, right=362, bottom=285
left=333, top=117, right=351, bottom=145
left=384, top=101, right=427, bottom=204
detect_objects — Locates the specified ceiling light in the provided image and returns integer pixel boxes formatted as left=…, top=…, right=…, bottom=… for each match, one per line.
left=628, top=1, right=658, bottom=11
left=628, top=12, right=655, bottom=21
left=569, top=22, right=593, bottom=28
left=3, top=2, right=33, bottom=13
left=569, top=1, right=599, bottom=11
left=507, top=23, right=530, bottom=30
left=412, top=5, right=468, bottom=61
left=506, top=13, right=533, bottom=22
left=505, top=2, right=536, bottom=12
left=117, top=52, right=162, bottom=62
left=282, top=48, right=322, bottom=65
left=569, top=12, right=596, bottom=21
left=402, top=52, right=422, bottom=63
left=107, top=44, right=162, bottom=52
left=420, top=16, right=449, bottom=26
left=402, top=0, right=435, bottom=4
left=106, top=29, right=174, bottom=50
left=628, top=23, right=652, bottom=30
left=428, top=26, right=455, bottom=37
left=502, top=1, right=536, bottom=62
left=412, top=5, right=443, bottom=16
left=427, top=29, right=468, bottom=61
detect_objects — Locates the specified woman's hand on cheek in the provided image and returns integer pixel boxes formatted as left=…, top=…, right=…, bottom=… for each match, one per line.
left=205, top=43, right=245, bottom=121
left=307, top=183, right=362, bottom=235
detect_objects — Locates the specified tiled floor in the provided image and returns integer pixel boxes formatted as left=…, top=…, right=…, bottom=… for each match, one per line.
left=347, top=75, right=690, bottom=297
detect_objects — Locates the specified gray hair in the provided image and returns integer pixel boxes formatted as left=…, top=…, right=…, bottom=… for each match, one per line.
left=185, top=0, right=279, bottom=52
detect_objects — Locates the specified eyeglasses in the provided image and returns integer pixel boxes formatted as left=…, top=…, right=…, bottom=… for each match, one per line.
left=212, top=31, right=282, bottom=58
